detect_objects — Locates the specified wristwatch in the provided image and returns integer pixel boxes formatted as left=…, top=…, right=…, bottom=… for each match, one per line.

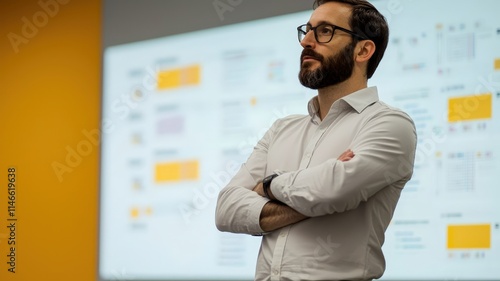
left=262, top=174, right=278, bottom=199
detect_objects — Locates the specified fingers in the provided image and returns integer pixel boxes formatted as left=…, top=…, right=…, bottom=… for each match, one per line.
left=338, top=149, right=355, bottom=162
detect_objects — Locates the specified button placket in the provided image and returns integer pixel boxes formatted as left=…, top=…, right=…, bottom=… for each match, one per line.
left=270, top=226, right=290, bottom=280
left=300, top=124, right=330, bottom=169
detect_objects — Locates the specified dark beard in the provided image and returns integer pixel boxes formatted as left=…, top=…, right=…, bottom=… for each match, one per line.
left=298, top=43, right=355, bottom=89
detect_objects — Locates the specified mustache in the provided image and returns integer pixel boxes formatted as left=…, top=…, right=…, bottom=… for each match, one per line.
left=301, top=49, right=324, bottom=62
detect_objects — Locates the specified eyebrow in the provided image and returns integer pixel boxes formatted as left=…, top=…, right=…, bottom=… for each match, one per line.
left=306, top=20, right=338, bottom=27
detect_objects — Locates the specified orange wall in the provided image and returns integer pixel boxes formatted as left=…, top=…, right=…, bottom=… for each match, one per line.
left=0, top=0, right=101, bottom=280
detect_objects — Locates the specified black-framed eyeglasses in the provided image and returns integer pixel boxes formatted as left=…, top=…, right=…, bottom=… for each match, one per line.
left=297, top=23, right=368, bottom=43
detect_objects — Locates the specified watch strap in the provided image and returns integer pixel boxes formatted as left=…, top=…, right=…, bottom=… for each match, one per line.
left=262, top=174, right=278, bottom=199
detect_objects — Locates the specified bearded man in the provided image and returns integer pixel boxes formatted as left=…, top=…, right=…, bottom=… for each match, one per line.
left=216, top=1, right=417, bottom=280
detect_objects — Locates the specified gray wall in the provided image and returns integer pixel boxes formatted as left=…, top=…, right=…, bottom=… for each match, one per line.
left=103, top=0, right=315, bottom=47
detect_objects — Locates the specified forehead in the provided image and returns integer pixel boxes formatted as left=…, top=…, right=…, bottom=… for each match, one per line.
left=308, top=2, right=352, bottom=27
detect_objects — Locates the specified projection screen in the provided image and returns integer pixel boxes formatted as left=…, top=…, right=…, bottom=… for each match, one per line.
left=99, top=0, right=500, bottom=280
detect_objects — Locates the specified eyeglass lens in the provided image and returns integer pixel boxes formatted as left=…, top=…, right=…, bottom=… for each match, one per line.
left=298, top=24, right=335, bottom=43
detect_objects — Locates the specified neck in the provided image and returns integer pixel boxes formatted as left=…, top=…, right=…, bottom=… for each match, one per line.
left=316, top=77, right=367, bottom=120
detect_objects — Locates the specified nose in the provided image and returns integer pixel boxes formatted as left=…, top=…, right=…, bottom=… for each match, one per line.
left=300, top=30, right=316, bottom=49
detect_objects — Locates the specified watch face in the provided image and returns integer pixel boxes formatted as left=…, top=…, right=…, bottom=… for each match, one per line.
left=262, top=174, right=275, bottom=199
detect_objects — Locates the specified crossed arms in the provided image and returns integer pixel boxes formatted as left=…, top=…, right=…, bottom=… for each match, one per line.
left=215, top=113, right=416, bottom=235
left=253, top=149, right=355, bottom=232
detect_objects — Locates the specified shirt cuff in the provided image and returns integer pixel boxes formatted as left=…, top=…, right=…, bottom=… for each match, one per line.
left=269, top=173, right=291, bottom=206
left=247, top=196, right=272, bottom=236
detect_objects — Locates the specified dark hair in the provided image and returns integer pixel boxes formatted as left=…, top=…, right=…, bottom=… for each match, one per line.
left=314, top=0, right=389, bottom=78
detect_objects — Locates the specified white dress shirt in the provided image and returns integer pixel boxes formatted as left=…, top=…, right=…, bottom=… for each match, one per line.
left=215, top=86, right=417, bottom=281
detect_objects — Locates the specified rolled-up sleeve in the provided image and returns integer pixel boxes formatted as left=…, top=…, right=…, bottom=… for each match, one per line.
left=215, top=120, right=280, bottom=235
left=270, top=111, right=417, bottom=217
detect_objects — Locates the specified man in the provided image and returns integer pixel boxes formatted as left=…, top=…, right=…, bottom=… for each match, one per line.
left=215, top=0, right=417, bottom=280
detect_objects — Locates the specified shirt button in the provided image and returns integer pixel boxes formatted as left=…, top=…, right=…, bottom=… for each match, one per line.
left=273, top=269, right=279, bottom=275
left=280, top=232, right=286, bottom=237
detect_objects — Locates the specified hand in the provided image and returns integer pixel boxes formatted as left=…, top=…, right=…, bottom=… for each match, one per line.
left=253, top=182, right=265, bottom=197
left=338, top=149, right=355, bottom=162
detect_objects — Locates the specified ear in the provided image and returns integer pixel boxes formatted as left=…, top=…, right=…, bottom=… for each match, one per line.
left=354, top=40, right=376, bottom=63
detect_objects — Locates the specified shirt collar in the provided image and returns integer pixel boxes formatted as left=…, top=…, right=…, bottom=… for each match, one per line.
left=307, top=86, right=379, bottom=118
